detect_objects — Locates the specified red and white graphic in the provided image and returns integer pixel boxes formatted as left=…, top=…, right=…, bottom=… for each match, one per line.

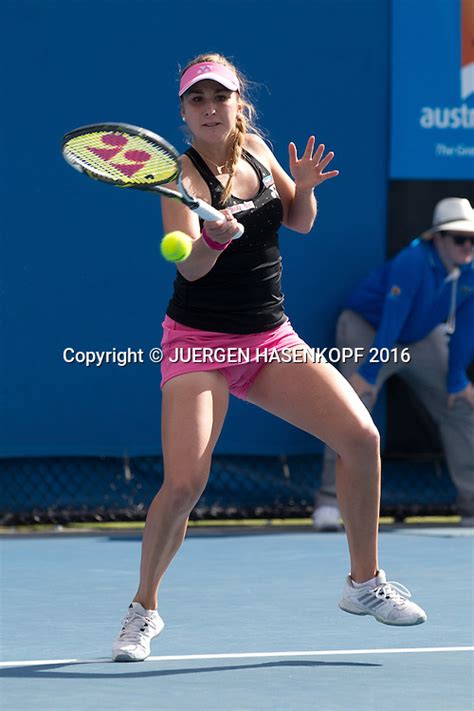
left=461, top=0, right=474, bottom=99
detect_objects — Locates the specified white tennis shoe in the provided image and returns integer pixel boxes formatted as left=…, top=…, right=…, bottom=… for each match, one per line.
left=112, top=602, right=164, bottom=662
left=339, top=569, right=427, bottom=626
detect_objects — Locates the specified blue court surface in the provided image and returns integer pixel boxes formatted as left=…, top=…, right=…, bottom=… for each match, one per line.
left=1, top=526, right=473, bottom=710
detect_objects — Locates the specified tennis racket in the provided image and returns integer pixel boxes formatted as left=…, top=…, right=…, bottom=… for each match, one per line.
left=61, top=122, right=244, bottom=238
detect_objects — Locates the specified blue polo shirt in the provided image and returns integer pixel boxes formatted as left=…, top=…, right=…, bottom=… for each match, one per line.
left=345, top=239, right=474, bottom=393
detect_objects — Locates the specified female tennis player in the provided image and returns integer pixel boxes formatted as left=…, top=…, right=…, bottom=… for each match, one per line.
left=112, top=53, right=427, bottom=662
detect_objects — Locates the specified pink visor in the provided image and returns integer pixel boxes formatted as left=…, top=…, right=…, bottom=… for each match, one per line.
left=179, top=62, right=240, bottom=96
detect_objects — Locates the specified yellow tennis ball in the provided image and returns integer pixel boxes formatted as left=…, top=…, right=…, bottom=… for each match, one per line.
left=160, top=231, right=193, bottom=263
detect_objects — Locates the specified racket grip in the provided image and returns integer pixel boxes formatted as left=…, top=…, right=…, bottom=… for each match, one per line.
left=233, top=222, right=245, bottom=239
left=193, top=199, right=244, bottom=239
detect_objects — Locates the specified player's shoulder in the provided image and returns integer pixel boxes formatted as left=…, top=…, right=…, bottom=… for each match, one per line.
left=180, top=150, right=195, bottom=176
left=244, top=133, right=276, bottom=174
left=244, top=133, right=273, bottom=159
left=178, top=151, right=210, bottom=200
left=244, top=132, right=266, bottom=149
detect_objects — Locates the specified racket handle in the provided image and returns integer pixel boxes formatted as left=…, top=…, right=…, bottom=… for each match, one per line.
left=193, top=198, right=244, bottom=239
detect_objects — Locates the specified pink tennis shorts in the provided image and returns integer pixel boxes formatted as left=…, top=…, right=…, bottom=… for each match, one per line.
left=160, top=316, right=308, bottom=400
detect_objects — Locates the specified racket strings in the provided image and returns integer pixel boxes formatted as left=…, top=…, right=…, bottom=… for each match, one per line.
left=63, top=131, right=179, bottom=185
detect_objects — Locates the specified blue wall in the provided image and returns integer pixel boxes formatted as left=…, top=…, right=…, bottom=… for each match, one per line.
left=1, top=0, right=389, bottom=456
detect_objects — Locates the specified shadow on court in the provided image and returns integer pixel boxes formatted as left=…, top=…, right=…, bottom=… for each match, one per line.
left=0, top=658, right=381, bottom=680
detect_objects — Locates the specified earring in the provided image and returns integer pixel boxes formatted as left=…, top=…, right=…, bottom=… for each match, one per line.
left=182, top=116, right=186, bottom=122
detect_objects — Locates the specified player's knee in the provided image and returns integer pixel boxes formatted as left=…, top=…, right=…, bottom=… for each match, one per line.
left=164, top=477, right=208, bottom=515
left=364, top=422, right=380, bottom=458
left=358, top=421, right=380, bottom=463
left=340, top=419, right=380, bottom=464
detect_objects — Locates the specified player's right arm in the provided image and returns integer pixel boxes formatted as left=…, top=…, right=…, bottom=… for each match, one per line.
left=160, top=165, right=238, bottom=282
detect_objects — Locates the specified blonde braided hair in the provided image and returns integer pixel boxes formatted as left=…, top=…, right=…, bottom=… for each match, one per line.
left=180, top=53, right=264, bottom=206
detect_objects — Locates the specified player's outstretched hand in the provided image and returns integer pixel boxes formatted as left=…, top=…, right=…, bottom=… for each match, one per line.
left=289, top=136, right=339, bottom=191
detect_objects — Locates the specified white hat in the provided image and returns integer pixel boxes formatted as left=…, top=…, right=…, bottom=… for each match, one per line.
left=422, top=197, right=474, bottom=239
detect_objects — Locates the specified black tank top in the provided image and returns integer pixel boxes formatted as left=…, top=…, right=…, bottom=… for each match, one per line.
left=166, top=146, right=286, bottom=334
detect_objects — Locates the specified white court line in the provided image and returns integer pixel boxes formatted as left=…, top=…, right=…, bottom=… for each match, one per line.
left=0, top=646, right=472, bottom=668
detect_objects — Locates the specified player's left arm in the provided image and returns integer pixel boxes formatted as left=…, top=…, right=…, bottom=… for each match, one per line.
left=245, top=134, right=338, bottom=234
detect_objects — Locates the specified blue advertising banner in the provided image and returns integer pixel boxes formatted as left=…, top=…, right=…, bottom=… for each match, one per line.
left=390, top=0, right=474, bottom=179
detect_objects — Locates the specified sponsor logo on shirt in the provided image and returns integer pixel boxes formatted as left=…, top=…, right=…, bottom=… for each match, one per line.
left=227, top=201, right=255, bottom=215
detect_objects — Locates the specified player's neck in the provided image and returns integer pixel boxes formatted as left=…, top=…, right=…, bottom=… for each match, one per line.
left=192, top=141, right=232, bottom=175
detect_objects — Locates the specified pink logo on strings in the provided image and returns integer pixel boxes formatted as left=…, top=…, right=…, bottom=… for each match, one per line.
left=87, top=133, right=128, bottom=161
left=87, top=134, right=151, bottom=177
